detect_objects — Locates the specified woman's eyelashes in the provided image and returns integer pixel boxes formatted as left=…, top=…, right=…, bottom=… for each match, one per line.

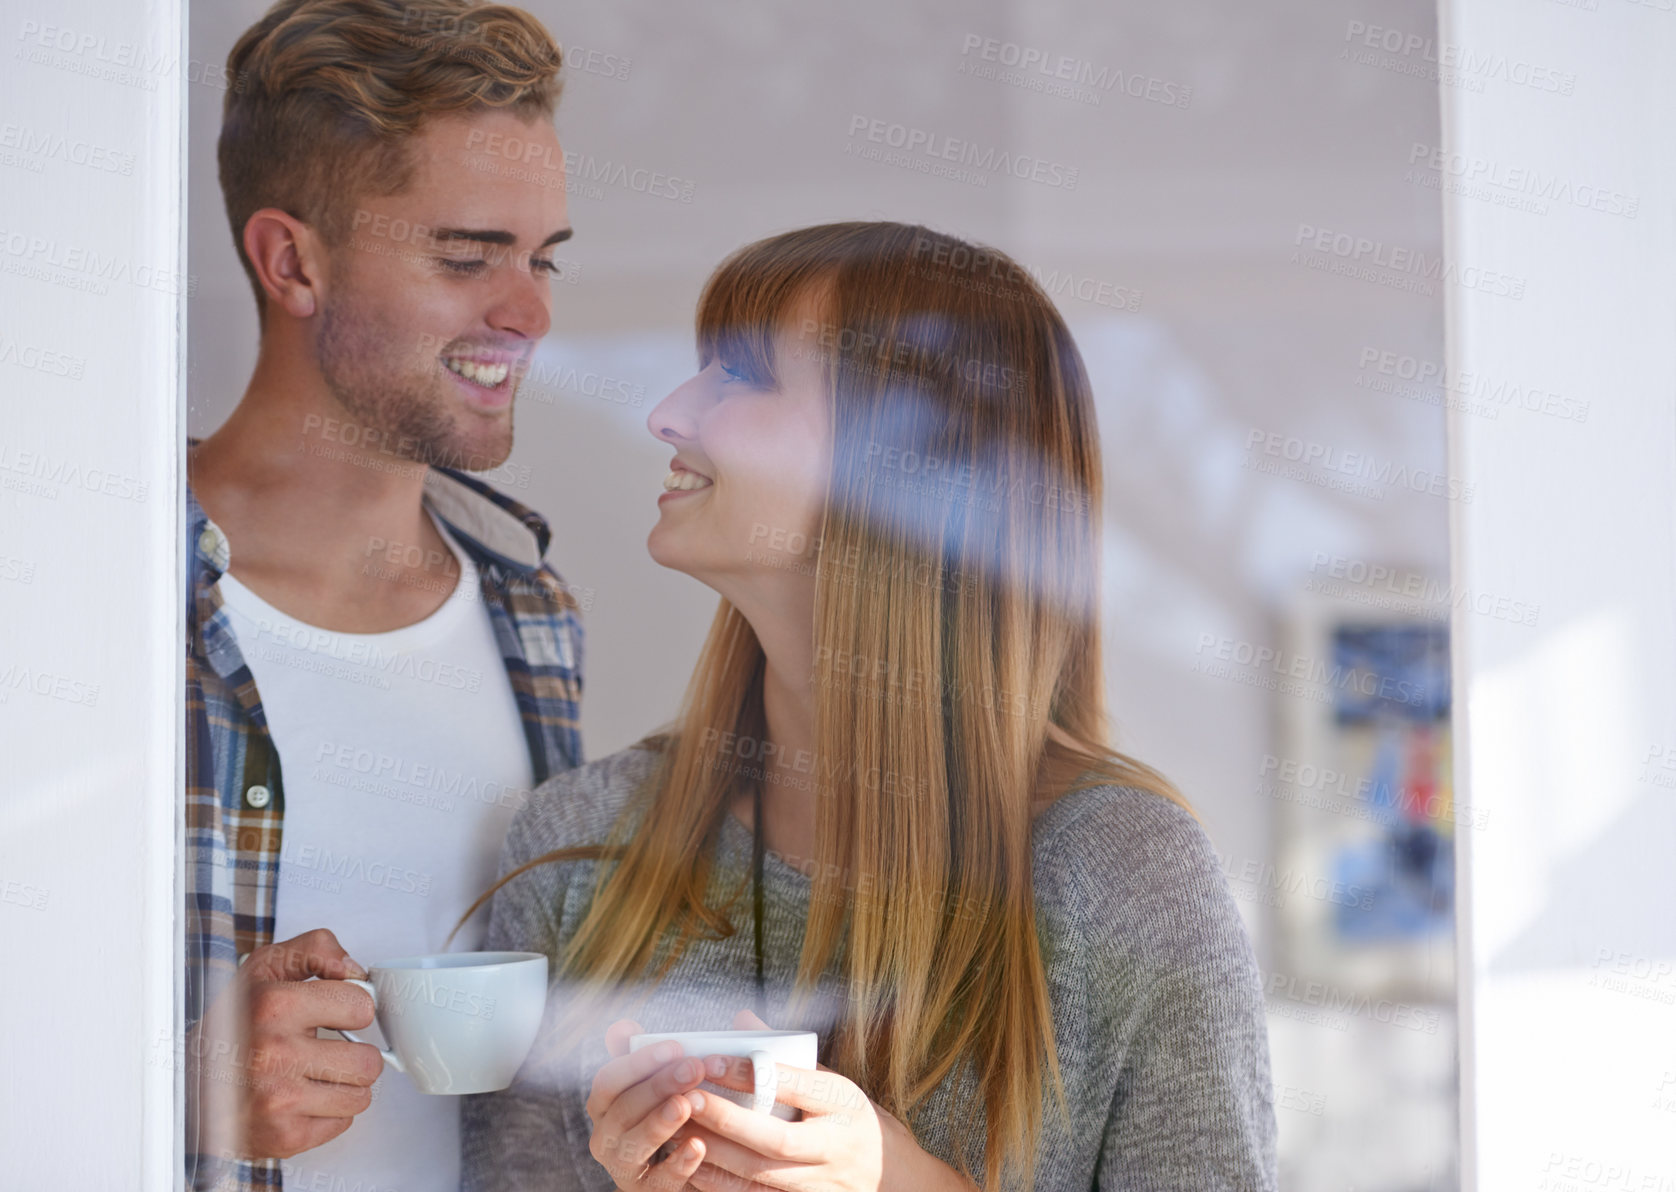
left=719, top=361, right=777, bottom=390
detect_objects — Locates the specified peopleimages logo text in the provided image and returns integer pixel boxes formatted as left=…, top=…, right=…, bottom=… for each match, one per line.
left=1245, top=427, right=1476, bottom=503
left=845, top=115, right=1079, bottom=190
left=1407, top=144, right=1638, bottom=219
left=1266, top=972, right=1441, bottom=1033
left=957, top=34, right=1192, bottom=109
left=1341, top=21, right=1577, bottom=95
left=1293, top=223, right=1525, bottom=299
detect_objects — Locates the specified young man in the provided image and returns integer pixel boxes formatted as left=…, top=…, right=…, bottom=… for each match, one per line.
left=183, top=3, right=580, bottom=1190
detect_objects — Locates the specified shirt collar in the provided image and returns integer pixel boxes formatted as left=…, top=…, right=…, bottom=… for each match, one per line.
left=186, top=449, right=551, bottom=584
left=421, top=465, right=550, bottom=573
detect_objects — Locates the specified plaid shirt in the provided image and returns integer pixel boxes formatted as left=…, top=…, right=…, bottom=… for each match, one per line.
left=184, top=462, right=584, bottom=1191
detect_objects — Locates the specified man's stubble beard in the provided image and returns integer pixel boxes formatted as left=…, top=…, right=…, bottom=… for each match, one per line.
left=314, top=286, right=515, bottom=473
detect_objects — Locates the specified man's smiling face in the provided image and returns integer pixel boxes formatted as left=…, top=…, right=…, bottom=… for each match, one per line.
left=312, top=108, right=571, bottom=473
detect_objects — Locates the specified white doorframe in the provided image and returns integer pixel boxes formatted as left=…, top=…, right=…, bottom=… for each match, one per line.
left=1439, top=1, right=1676, bottom=1187
left=0, top=1, right=186, bottom=1187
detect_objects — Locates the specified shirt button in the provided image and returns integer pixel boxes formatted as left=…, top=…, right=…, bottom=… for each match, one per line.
left=245, top=784, right=272, bottom=809
left=197, top=523, right=231, bottom=571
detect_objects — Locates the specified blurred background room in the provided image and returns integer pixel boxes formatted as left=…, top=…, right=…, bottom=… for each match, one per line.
left=190, top=1, right=1461, bottom=1187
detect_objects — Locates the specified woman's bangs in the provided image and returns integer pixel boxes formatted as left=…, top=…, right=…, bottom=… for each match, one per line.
left=695, top=242, right=834, bottom=389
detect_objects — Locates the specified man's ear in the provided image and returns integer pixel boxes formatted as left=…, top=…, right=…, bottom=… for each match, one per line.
left=244, top=207, right=320, bottom=318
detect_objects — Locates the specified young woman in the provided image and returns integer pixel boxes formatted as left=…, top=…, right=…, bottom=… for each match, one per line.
left=459, top=222, right=1276, bottom=1191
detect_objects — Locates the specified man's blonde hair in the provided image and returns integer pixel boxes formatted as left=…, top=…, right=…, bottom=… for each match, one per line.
left=218, top=0, right=564, bottom=320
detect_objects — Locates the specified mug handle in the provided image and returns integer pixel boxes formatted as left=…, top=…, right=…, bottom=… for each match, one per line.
left=332, top=977, right=405, bottom=1074
left=748, top=1049, right=776, bottom=1114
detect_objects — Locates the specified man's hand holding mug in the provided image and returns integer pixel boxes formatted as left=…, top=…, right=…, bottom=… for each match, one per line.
left=185, top=927, right=383, bottom=1161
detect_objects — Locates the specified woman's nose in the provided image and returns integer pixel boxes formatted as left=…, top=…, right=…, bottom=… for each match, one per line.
left=645, top=373, right=709, bottom=443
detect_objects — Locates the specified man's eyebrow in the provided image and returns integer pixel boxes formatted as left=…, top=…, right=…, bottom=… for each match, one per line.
left=431, top=227, right=574, bottom=248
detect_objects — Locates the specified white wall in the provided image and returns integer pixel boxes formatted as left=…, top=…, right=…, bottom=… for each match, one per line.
left=1438, top=1, right=1676, bottom=1187
left=0, top=0, right=184, bottom=1187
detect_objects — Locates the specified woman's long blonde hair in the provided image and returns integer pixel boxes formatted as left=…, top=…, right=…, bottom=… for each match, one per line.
left=463, top=221, right=1190, bottom=1189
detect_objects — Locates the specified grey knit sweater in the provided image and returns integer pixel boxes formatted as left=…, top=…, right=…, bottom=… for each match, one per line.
left=460, top=744, right=1277, bottom=1190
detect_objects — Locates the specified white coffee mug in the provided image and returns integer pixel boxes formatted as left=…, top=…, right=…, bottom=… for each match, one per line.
left=334, top=951, right=547, bottom=1094
left=628, top=1029, right=819, bottom=1121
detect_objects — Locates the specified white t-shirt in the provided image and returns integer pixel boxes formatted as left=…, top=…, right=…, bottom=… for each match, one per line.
left=218, top=512, right=535, bottom=1192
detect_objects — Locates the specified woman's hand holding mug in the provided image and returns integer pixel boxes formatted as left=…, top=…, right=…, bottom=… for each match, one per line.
left=652, top=1010, right=978, bottom=1192
left=586, top=1018, right=713, bottom=1189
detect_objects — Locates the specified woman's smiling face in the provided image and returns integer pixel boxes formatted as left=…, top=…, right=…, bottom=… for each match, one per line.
left=644, top=295, right=832, bottom=594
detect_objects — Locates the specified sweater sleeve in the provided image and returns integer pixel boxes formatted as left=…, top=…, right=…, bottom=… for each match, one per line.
left=1070, top=791, right=1279, bottom=1191
left=1094, top=963, right=1277, bottom=1190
